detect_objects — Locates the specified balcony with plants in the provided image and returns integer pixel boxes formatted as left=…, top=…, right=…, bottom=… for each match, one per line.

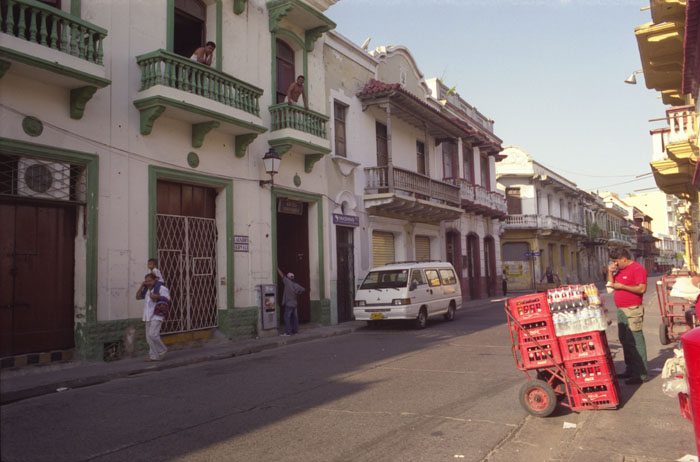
left=0, top=0, right=110, bottom=119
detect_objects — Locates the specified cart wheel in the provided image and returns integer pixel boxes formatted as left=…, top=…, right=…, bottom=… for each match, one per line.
left=659, top=320, right=671, bottom=346
left=519, top=380, right=557, bottom=417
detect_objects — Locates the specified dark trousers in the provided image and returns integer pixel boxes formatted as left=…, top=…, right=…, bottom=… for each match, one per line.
left=617, top=308, right=647, bottom=380
left=502, top=280, right=507, bottom=296
left=284, top=304, right=299, bottom=335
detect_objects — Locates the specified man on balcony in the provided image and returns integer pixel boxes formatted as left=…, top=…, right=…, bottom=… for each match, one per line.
left=286, top=75, right=308, bottom=110
left=191, top=41, right=216, bottom=67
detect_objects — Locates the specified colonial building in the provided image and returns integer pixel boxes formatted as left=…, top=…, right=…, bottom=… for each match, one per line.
left=496, top=146, right=586, bottom=291
left=632, top=0, right=700, bottom=271
left=0, top=0, right=506, bottom=363
left=580, top=191, right=609, bottom=283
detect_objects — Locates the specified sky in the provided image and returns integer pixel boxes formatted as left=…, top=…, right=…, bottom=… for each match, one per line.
left=325, top=0, right=666, bottom=196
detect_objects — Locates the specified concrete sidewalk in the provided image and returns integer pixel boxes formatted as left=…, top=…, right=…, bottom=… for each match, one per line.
left=0, top=296, right=502, bottom=405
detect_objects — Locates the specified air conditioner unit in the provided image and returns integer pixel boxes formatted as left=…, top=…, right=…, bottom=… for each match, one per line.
left=17, top=158, right=71, bottom=201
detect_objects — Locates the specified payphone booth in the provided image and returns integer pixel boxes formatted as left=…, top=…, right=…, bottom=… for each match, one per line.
left=259, top=284, right=277, bottom=330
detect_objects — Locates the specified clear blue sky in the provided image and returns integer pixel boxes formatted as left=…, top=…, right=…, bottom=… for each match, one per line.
left=326, top=0, right=665, bottom=196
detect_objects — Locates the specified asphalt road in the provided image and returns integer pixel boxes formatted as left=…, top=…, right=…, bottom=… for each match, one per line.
left=1, top=285, right=696, bottom=462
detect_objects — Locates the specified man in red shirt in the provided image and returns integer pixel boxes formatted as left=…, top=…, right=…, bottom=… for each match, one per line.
left=608, top=248, right=648, bottom=385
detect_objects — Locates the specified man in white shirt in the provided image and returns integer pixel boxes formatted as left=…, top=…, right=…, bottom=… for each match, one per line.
left=136, top=273, right=170, bottom=361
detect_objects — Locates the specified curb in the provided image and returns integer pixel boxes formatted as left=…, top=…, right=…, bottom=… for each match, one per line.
left=0, top=324, right=363, bottom=406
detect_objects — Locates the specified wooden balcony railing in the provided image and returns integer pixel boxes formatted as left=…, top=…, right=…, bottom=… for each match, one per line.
left=136, top=49, right=263, bottom=117
left=1, top=0, right=107, bottom=64
left=445, top=179, right=506, bottom=215
left=269, top=103, right=328, bottom=138
left=365, top=166, right=460, bottom=207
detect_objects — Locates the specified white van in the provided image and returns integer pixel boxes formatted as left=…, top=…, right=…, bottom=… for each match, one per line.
left=353, top=261, right=463, bottom=329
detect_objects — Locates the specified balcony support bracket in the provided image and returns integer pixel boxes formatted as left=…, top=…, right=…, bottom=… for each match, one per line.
left=234, top=0, right=248, bottom=15
left=306, top=26, right=332, bottom=52
left=192, top=121, right=220, bottom=148
left=0, top=60, right=10, bottom=79
left=70, top=86, right=97, bottom=120
left=235, top=133, right=258, bottom=158
left=138, top=105, right=165, bottom=135
left=304, top=153, right=323, bottom=173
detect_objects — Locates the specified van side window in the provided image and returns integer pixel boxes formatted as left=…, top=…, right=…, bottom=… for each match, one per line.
left=439, top=269, right=456, bottom=285
left=425, top=269, right=441, bottom=287
left=411, top=269, right=426, bottom=286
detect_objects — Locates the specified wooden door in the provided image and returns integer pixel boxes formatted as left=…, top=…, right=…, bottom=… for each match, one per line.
left=0, top=201, right=75, bottom=356
left=277, top=199, right=311, bottom=322
left=276, top=39, right=295, bottom=104
left=506, top=188, right=522, bottom=215
left=416, top=141, right=426, bottom=175
left=467, top=234, right=481, bottom=299
left=376, top=122, right=388, bottom=167
left=336, top=227, right=354, bottom=323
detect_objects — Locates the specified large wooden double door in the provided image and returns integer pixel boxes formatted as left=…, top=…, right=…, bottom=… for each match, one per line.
left=0, top=201, right=75, bottom=356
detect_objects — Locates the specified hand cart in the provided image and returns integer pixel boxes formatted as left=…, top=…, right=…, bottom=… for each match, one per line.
left=656, top=274, right=694, bottom=345
left=505, top=293, right=619, bottom=417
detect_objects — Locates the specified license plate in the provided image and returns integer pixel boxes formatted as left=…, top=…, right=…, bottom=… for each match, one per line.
left=370, top=313, right=384, bottom=320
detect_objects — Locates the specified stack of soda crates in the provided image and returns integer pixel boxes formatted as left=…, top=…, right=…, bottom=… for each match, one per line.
left=559, top=330, right=620, bottom=410
left=507, top=293, right=562, bottom=369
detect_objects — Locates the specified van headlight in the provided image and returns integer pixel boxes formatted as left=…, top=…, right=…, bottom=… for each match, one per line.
left=392, top=298, right=411, bottom=305
left=354, top=300, right=366, bottom=307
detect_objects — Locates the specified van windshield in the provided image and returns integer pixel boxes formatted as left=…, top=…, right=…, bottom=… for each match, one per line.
left=360, top=270, right=409, bottom=289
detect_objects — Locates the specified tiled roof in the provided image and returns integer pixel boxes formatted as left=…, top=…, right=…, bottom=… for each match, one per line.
left=356, top=79, right=402, bottom=96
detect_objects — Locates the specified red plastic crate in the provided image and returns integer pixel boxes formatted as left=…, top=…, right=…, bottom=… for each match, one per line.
left=507, top=293, right=550, bottom=323
left=518, top=332, right=562, bottom=369
left=569, top=378, right=619, bottom=410
left=565, top=356, right=614, bottom=384
left=558, top=331, right=610, bottom=361
left=516, top=319, right=556, bottom=340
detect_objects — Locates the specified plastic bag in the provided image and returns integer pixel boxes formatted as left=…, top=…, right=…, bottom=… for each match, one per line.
left=662, top=348, right=689, bottom=397
left=670, top=277, right=700, bottom=301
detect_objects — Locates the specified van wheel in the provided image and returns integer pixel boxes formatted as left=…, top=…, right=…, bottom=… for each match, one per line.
left=415, top=308, right=427, bottom=329
left=444, top=303, right=456, bottom=321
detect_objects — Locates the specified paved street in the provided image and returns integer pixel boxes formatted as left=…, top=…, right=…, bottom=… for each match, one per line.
left=1, top=284, right=696, bottom=462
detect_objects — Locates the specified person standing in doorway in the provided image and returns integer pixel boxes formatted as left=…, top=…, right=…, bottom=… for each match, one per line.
left=136, top=273, right=170, bottom=361
left=277, top=267, right=305, bottom=336
left=501, top=268, right=508, bottom=297
left=608, top=248, right=648, bottom=385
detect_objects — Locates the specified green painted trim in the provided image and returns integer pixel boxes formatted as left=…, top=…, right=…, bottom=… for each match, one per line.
left=235, top=133, right=258, bottom=158
left=137, top=105, right=165, bottom=135
left=268, top=136, right=331, bottom=155
left=266, top=0, right=336, bottom=32
left=0, top=47, right=111, bottom=87
left=133, top=96, right=267, bottom=134
left=0, top=60, right=11, bottom=79
left=274, top=29, right=307, bottom=105
left=166, top=0, right=174, bottom=52
left=0, top=136, right=99, bottom=330
left=234, top=0, right=247, bottom=14
left=216, top=0, right=222, bottom=71
left=271, top=187, right=325, bottom=300
left=70, top=0, right=81, bottom=17
left=305, top=26, right=331, bottom=52
left=187, top=151, right=200, bottom=168
left=304, top=154, right=323, bottom=173
left=69, top=86, right=97, bottom=120
left=22, top=116, right=43, bottom=137
left=192, top=121, right=220, bottom=148
left=148, top=165, right=234, bottom=310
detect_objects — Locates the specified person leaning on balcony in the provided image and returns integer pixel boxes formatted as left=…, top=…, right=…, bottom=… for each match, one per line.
left=285, top=75, right=308, bottom=110
left=191, top=41, right=216, bottom=66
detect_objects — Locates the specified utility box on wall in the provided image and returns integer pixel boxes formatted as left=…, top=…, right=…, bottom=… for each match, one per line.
left=258, top=284, right=277, bottom=330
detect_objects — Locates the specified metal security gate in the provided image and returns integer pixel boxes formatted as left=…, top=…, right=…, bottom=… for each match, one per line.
left=156, top=214, right=218, bottom=334
left=372, top=231, right=394, bottom=267
left=415, top=236, right=430, bottom=262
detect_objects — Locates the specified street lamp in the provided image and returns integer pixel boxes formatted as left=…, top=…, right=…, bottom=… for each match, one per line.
left=259, top=148, right=280, bottom=188
left=624, top=70, right=643, bottom=85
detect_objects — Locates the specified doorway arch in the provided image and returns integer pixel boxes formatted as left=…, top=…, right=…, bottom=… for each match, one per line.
left=466, top=233, right=481, bottom=299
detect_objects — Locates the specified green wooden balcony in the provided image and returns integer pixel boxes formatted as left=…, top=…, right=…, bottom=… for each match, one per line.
left=136, top=49, right=262, bottom=117
left=269, top=103, right=328, bottom=138
left=0, top=0, right=106, bottom=65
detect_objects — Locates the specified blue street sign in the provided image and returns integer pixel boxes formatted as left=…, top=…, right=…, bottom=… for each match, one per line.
left=524, top=252, right=542, bottom=257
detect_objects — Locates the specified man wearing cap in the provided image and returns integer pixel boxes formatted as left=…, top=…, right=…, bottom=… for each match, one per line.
left=277, top=267, right=305, bottom=336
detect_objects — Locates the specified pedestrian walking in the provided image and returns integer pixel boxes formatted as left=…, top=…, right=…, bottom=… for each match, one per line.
left=608, top=248, right=648, bottom=385
left=136, top=273, right=170, bottom=361
left=277, top=267, right=305, bottom=336
left=541, top=266, right=560, bottom=285
left=501, top=268, right=508, bottom=297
